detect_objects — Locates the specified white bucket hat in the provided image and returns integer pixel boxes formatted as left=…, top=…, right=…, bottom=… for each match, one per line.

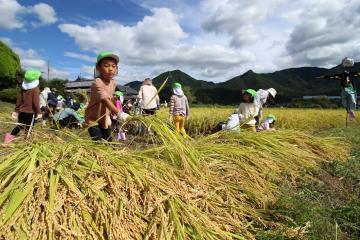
left=267, top=88, right=277, bottom=98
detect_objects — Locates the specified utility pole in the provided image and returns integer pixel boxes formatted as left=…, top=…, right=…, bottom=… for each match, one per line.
left=47, top=60, right=50, bottom=80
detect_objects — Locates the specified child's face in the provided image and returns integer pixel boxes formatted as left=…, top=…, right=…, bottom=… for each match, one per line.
left=97, top=58, right=117, bottom=80
left=243, top=93, right=251, bottom=102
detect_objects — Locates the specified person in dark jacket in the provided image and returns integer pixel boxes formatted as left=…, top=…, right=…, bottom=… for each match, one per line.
left=4, top=70, right=42, bottom=143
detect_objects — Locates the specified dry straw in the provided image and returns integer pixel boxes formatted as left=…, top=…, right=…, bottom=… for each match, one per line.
left=0, top=114, right=350, bottom=239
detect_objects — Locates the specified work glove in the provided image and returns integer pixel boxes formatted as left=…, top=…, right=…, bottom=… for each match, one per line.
left=117, top=111, right=130, bottom=122
left=36, top=114, right=42, bottom=120
left=11, top=112, right=19, bottom=120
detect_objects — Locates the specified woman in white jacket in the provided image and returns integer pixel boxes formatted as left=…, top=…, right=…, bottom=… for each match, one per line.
left=138, top=78, right=160, bottom=115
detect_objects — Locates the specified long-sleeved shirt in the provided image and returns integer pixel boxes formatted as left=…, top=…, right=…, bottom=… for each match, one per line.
left=238, top=102, right=259, bottom=125
left=15, top=87, right=41, bottom=114
left=54, top=108, right=84, bottom=123
left=138, top=85, right=160, bottom=109
left=169, top=95, right=189, bottom=116
left=254, top=89, right=269, bottom=110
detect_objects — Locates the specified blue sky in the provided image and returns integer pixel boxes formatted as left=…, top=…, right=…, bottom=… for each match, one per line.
left=1, top=0, right=360, bottom=84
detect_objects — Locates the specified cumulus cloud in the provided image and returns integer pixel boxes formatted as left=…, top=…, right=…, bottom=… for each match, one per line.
left=30, top=3, right=58, bottom=27
left=0, top=0, right=25, bottom=30
left=59, top=7, right=256, bottom=82
left=201, top=0, right=286, bottom=47
left=0, top=0, right=57, bottom=30
left=286, top=0, right=360, bottom=67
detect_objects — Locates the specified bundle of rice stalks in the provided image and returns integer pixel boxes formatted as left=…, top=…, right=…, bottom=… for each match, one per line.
left=0, top=117, right=350, bottom=239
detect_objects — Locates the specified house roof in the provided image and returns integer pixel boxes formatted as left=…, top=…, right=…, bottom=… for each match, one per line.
left=65, top=77, right=138, bottom=96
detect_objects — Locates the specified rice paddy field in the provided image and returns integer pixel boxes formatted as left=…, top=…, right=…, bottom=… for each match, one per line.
left=0, top=101, right=359, bottom=239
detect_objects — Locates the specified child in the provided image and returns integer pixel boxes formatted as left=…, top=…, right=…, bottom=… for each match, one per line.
left=113, top=91, right=126, bottom=140
left=85, top=51, right=129, bottom=141
left=238, top=89, right=259, bottom=132
left=4, top=70, right=42, bottom=143
left=53, top=103, right=84, bottom=128
left=169, top=82, right=189, bottom=135
left=257, top=114, right=276, bottom=131
left=114, top=91, right=124, bottom=112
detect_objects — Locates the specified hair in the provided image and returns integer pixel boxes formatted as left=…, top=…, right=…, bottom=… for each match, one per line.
left=242, top=92, right=255, bottom=103
left=71, top=103, right=81, bottom=111
left=143, top=78, right=152, bottom=86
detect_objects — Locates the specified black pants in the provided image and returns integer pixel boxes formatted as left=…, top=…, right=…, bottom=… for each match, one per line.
left=88, top=125, right=112, bottom=141
left=55, top=116, right=78, bottom=128
left=11, top=112, right=35, bottom=136
left=143, top=108, right=156, bottom=115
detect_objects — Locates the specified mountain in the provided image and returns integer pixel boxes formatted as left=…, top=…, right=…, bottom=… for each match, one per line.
left=125, top=64, right=360, bottom=104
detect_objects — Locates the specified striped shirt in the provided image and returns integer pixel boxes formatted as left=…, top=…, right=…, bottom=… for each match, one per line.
left=169, top=95, right=189, bottom=116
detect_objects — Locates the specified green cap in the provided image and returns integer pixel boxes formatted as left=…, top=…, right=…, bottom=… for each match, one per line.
left=96, top=51, right=119, bottom=64
left=245, top=89, right=257, bottom=97
left=172, top=82, right=182, bottom=89
left=267, top=114, right=276, bottom=121
left=24, top=70, right=41, bottom=82
left=114, top=91, right=123, bottom=97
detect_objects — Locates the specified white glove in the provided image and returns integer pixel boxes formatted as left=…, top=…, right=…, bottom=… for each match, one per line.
left=36, top=114, right=42, bottom=120
left=117, top=112, right=130, bottom=122
left=11, top=112, right=19, bottom=120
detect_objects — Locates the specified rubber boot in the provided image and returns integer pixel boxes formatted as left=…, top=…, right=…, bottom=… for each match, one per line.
left=116, top=132, right=122, bottom=141
left=349, top=110, right=355, bottom=121
left=4, top=133, right=15, bottom=143
left=120, top=132, right=126, bottom=140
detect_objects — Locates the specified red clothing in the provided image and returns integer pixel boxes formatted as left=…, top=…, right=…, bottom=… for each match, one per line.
left=85, top=78, right=116, bottom=128
left=15, top=87, right=41, bottom=114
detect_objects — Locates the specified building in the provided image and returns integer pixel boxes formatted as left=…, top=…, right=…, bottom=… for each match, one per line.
left=65, top=76, right=138, bottom=99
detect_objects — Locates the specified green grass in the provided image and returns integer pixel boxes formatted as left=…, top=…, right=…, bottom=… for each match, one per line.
left=258, top=127, right=360, bottom=240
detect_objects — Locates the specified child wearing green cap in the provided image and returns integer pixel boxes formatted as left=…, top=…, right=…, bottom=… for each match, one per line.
left=85, top=51, right=129, bottom=141
left=237, top=89, right=259, bottom=132
left=113, top=91, right=126, bottom=140
left=169, top=82, right=189, bottom=135
left=257, top=114, right=277, bottom=131
left=4, top=70, right=42, bottom=143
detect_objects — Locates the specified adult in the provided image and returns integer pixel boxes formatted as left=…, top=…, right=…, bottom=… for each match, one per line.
left=138, top=78, right=160, bottom=115
left=254, top=88, right=277, bottom=125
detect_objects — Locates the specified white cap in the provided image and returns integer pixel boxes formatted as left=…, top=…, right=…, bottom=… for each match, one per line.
left=342, top=57, right=354, bottom=68
left=267, top=88, right=277, bottom=98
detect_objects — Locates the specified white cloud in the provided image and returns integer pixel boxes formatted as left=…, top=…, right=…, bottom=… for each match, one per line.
left=201, top=0, right=286, bottom=47
left=286, top=0, right=360, bottom=67
left=59, top=7, right=258, bottom=82
left=0, top=0, right=57, bottom=30
left=0, top=0, right=25, bottom=30
left=65, top=52, right=94, bottom=62
left=30, top=3, right=58, bottom=27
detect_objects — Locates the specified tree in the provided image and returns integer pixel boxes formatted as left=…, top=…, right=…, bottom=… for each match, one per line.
left=0, top=41, right=21, bottom=89
left=45, top=79, right=68, bottom=95
left=182, top=86, right=196, bottom=103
